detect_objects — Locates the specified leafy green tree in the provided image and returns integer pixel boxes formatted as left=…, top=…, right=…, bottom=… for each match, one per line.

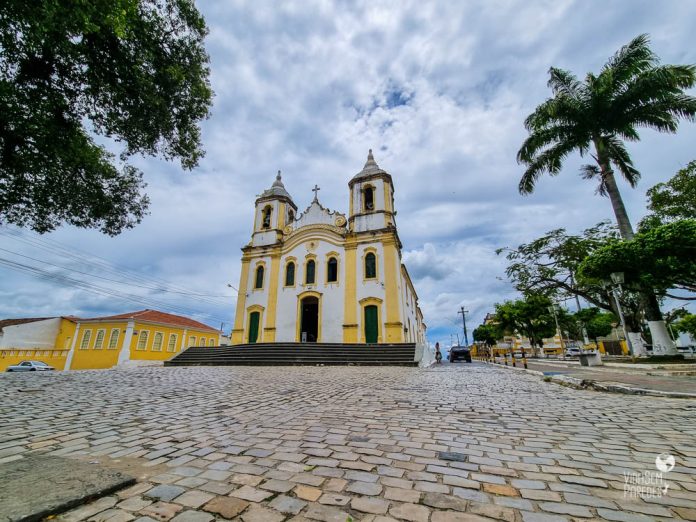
left=0, top=0, right=213, bottom=235
left=572, top=308, right=616, bottom=343
left=517, top=33, right=696, bottom=353
left=472, top=323, right=502, bottom=347
left=674, top=314, right=696, bottom=339
left=579, top=220, right=696, bottom=300
left=494, top=294, right=556, bottom=355
left=640, top=160, right=696, bottom=230
left=498, top=221, right=642, bottom=330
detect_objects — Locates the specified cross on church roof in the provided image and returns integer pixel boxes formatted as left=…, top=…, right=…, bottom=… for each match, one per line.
left=311, top=184, right=320, bottom=201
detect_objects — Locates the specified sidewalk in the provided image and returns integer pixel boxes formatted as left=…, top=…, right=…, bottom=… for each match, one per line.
left=497, top=358, right=696, bottom=398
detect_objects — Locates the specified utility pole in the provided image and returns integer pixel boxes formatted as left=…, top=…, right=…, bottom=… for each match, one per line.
left=569, top=271, right=590, bottom=345
left=458, top=307, right=469, bottom=346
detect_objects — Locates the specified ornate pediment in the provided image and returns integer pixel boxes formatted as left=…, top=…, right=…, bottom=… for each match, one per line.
left=287, top=200, right=347, bottom=234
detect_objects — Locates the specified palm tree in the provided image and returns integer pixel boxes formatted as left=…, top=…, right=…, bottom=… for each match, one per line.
left=517, top=34, right=696, bottom=355
left=518, top=34, right=696, bottom=240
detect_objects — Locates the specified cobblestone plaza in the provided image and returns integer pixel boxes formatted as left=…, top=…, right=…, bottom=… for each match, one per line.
left=2, top=364, right=695, bottom=521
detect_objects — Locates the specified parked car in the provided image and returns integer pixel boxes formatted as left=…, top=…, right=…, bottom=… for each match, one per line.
left=5, top=361, right=55, bottom=372
left=449, top=345, right=472, bottom=363
left=564, top=346, right=582, bottom=357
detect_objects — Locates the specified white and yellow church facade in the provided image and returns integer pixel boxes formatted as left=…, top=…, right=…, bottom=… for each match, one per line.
left=231, top=151, right=426, bottom=346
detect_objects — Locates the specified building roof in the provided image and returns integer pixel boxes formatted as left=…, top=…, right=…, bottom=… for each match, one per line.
left=352, top=149, right=389, bottom=181
left=0, top=317, right=52, bottom=332
left=82, top=310, right=220, bottom=333
left=0, top=316, right=80, bottom=332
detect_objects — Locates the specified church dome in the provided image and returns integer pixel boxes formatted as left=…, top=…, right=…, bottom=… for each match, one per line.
left=352, top=149, right=388, bottom=181
left=260, top=170, right=293, bottom=200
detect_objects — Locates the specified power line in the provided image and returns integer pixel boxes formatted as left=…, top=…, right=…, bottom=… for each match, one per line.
left=0, top=226, right=235, bottom=307
left=0, top=257, right=231, bottom=325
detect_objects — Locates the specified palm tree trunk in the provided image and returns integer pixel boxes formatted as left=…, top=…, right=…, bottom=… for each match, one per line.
left=593, top=139, right=634, bottom=240
left=602, top=172, right=635, bottom=240
left=593, top=140, right=676, bottom=355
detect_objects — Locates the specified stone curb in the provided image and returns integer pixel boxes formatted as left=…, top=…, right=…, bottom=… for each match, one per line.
left=485, top=360, right=696, bottom=399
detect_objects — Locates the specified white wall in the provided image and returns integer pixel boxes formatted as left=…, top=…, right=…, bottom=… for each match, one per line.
left=275, top=240, right=346, bottom=342
left=0, top=318, right=61, bottom=350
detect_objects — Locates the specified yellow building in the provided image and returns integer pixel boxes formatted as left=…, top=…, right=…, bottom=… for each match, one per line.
left=0, top=316, right=78, bottom=370
left=0, top=310, right=221, bottom=371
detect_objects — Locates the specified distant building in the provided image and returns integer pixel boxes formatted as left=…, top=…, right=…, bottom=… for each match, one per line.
left=0, top=309, right=221, bottom=371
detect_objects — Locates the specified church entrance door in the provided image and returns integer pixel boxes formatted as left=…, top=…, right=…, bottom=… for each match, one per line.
left=300, top=296, right=319, bottom=342
left=364, top=305, right=378, bottom=344
left=248, top=311, right=260, bottom=343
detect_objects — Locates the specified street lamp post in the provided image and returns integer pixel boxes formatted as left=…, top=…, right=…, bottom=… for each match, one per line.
left=607, top=272, right=634, bottom=357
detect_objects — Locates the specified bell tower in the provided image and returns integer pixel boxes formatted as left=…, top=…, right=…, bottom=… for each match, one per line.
left=251, top=171, right=297, bottom=247
left=348, top=150, right=396, bottom=232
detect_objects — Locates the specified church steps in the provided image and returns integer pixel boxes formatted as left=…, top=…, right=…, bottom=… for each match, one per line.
left=165, top=343, right=418, bottom=366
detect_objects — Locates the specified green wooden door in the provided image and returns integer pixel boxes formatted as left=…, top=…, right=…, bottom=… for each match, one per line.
left=248, top=312, right=260, bottom=343
left=365, top=305, right=378, bottom=344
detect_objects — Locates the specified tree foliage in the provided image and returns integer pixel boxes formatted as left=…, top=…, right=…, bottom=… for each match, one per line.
left=497, top=222, right=643, bottom=329
left=674, top=314, right=696, bottom=338
left=566, top=307, right=616, bottom=342
left=517, top=33, right=696, bottom=239
left=0, top=0, right=213, bottom=234
left=640, top=160, right=696, bottom=230
left=579, top=220, right=696, bottom=300
left=472, top=323, right=502, bottom=346
left=494, top=294, right=556, bottom=352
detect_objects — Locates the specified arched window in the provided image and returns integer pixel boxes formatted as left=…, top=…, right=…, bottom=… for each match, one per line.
left=285, top=262, right=295, bottom=286
left=327, top=257, right=338, bottom=283
left=365, top=252, right=376, bottom=279
left=363, top=186, right=374, bottom=211
left=255, top=265, right=264, bottom=289
left=262, top=206, right=272, bottom=229
left=306, top=260, right=316, bottom=284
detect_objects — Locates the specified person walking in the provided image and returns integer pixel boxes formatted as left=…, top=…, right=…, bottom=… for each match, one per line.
left=435, top=342, right=442, bottom=364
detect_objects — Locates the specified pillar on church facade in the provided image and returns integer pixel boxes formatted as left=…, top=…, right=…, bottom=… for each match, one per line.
left=342, top=243, right=359, bottom=342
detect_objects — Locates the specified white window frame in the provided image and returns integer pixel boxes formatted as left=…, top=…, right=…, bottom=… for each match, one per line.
left=80, top=330, right=92, bottom=350
left=107, top=329, right=119, bottom=349
left=152, top=332, right=163, bottom=351
left=137, top=330, right=149, bottom=351
left=94, top=329, right=105, bottom=349
left=199, top=337, right=206, bottom=347
left=167, top=333, right=178, bottom=352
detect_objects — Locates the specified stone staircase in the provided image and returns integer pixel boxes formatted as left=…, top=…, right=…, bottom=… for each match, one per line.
left=165, top=342, right=418, bottom=367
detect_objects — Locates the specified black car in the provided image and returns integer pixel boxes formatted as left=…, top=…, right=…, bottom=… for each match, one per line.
left=449, top=345, right=472, bottom=363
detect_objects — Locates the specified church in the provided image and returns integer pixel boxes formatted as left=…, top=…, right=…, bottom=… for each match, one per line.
left=230, top=150, right=426, bottom=346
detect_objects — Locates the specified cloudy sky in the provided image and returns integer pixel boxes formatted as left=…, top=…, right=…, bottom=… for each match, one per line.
left=2, top=0, right=695, bottom=345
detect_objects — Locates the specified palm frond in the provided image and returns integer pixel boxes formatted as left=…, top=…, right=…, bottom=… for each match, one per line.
left=602, top=34, right=657, bottom=88
left=604, top=136, right=641, bottom=187
left=579, top=164, right=608, bottom=196
left=518, top=140, right=580, bottom=194
left=547, top=67, right=583, bottom=98
left=517, top=124, right=583, bottom=164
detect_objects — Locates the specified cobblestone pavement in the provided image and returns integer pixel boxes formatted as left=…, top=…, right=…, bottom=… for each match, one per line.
left=2, top=364, right=696, bottom=522
left=523, top=361, right=696, bottom=395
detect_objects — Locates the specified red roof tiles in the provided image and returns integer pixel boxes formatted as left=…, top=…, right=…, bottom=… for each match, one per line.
left=82, top=309, right=219, bottom=333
